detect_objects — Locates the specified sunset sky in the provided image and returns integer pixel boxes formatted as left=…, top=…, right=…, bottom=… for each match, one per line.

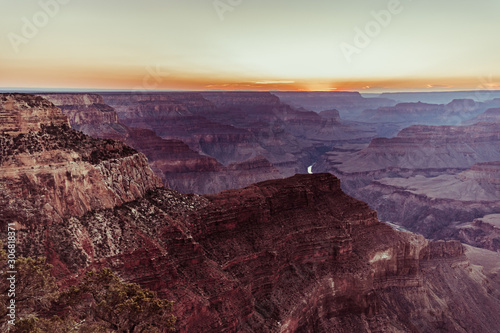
left=1, top=0, right=499, bottom=92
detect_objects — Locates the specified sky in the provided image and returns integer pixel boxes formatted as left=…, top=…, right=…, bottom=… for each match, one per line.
left=1, top=0, right=499, bottom=92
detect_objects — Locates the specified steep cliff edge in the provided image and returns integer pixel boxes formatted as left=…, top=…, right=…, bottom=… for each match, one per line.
left=314, top=120, right=500, bottom=251
left=40, top=92, right=285, bottom=194
left=10, top=169, right=500, bottom=332
left=0, top=93, right=161, bottom=225
left=37, top=93, right=129, bottom=141
left=3, top=93, right=500, bottom=332
left=0, top=94, right=69, bottom=135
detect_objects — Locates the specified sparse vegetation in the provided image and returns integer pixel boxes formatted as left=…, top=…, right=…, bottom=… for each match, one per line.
left=0, top=124, right=137, bottom=165
left=0, top=243, right=176, bottom=332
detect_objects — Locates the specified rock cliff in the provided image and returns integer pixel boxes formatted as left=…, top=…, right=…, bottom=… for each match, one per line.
left=0, top=93, right=69, bottom=135
left=8, top=167, right=500, bottom=332
left=38, top=93, right=127, bottom=140
left=351, top=162, right=500, bottom=250
left=39, top=93, right=283, bottom=194
left=465, top=108, right=500, bottom=124
left=4, top=93, right=500, bottom=332
left=314, top=121, right=500, bottom=251
left=0, top=93, right=161, bottom=225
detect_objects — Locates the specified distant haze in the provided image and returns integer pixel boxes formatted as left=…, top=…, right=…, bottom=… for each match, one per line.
left=1, top=0, right=499, bottom=92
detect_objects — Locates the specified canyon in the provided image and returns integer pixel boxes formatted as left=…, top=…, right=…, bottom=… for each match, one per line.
left=2, top=93, right=500, bottom=332
left=360, top=99, right=500, bottom=137
left=40, top=91, right=377, bottom=194
left=37, top=91, right=500, bottom=256
left=315, top=116, right=500, bottom=254
left=273, top=91, right=396, bottom=120
left=38, top=93, right=284, bottom=194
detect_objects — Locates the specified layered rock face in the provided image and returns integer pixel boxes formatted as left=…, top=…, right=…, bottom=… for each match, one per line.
left=360, top=99, right=490, bottom=137
left=352, top=162, right=500, bottom=250
left=273, top=91, right=396, bottom=120
left=38, top=93, right=282, bottom=194
left=99, top=91, right=376, bottom=188
left=465, top=107, right=500, bottom=124
left=0, top=93, right=69, bottom=135
left=3, top=94, right=500, bottom=332
left=318, top=122, right=500, bottom=176
left=102, top=91, right=285, bottom=169
left=38, top=93, right=127, bottom=140
left=8, top=167, right=500, bottom=332
left=315, top=120, right=500, bottom=251
left=125, top=128, right=282, bottom=193
left=0, top=93, right=161, bottom=225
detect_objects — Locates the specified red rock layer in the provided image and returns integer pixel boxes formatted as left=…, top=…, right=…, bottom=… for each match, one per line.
left=0, top=93, right=70, bottom=135
left=0, top=94, right=161, bottom=225
left=36, top=93, right=282, bottom=194
left=1, top=95, right=499, bottom=331
left=8, top=172, right=500, bottom=332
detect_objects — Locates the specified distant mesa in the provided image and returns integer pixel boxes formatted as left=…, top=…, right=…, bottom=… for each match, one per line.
left=464, top=107, right=500, bottom=125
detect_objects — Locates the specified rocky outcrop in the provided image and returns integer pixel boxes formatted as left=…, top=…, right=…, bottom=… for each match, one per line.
left=36, top=93, right=283, bottom=194
left=7, top=170, right=500, bottom=332
left=0, top=93, right=69, bottom=135
left=38, top=93, right=127, bottom=140
left=455, top=215, right=500, bottom=252
left=0, top=94, right=161, bottom=225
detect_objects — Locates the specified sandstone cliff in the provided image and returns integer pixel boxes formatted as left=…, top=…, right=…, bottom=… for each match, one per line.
left=0, top=93, right=69, bottom=135
left=39, top=93, right=283, bottom=194
left=38, top=93, right=128, bottom=140
left=8, top=169, right=500, bottom=332
left=4, top=93, right=500, bottom=332
left=0, top=93, right=161, bottom=225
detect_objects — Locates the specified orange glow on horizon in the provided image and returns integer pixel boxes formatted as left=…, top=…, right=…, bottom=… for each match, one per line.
left=0, top=64, right=496, bottom=94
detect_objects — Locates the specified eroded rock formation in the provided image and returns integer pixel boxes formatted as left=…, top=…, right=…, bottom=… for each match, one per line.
left=315, top=119, right=500, bottom=251
left=39, top=93, right=284, bottom=193
left=3, top=93, right=500, bottom=332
